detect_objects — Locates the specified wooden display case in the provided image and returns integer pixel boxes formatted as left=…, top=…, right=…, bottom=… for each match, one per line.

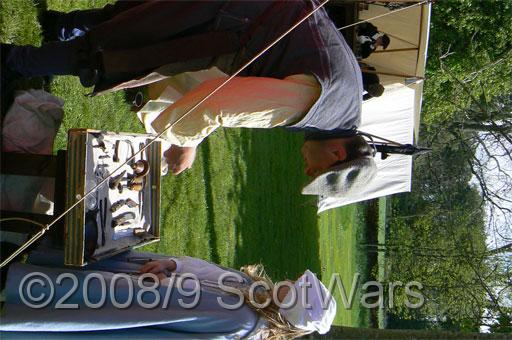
left=64, top=129, right=162, bottom=266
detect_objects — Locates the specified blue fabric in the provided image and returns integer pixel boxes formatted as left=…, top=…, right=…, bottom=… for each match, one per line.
left=1, top=250, right=260, bottom=339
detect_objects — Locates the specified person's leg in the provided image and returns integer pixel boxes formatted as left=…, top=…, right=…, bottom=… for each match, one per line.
left=4, top=38, right=101, bottom=87
left=6, top=41, right=79, bottom=77
left=86, top=1, right=224, bottom=50
left=41, top=0, right=145, bottom=41
left=4, top=1, right=227, bottom=88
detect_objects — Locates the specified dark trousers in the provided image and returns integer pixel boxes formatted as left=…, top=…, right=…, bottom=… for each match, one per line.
left=6, top=1, right=143, bottom=77
left=6, top=1, right=233, bottom=83
left=51, top=1, right=145, bottom=41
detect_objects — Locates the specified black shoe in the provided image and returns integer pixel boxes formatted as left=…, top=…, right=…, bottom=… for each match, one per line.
left=1, top=44, right=24, bottom=115
left=1, top=44, right=22, bottom=84
left=38, top=10, right=64, bottom=42
left=78, top=67, right=99, bottom=88
left=1, top=44, right=56, bottom=116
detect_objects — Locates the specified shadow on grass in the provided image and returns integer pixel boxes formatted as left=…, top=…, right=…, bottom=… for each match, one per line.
left=231, top=129, right=321, bottom=281
left=200, top=140, right=220, bottom=264
left=32, top=0, right=47, bottom=13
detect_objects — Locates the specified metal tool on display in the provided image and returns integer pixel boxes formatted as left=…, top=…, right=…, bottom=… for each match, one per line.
left=99, top=199, right=107, bottom=246
left=129, top=176, right=144, bottom=187
left=112, top=212, right=136, bottom=228
left=113, top=140, right=121, bottom=162
left=92, top=134, right=108, bottom=153
left=139, top=142, right=145, bottom=160
left=109, top=170, right=126, bottom=189
left=132, top=228, right=147, bottom=237
left=138, top=191, right=144, bottom=216
left=118, top=181, right=144, bottom=193
left=131, top=160, right=150, bottom=177
left=110, top=198, right=139, bottom=213
left=123, top=140, right=136, bottom=164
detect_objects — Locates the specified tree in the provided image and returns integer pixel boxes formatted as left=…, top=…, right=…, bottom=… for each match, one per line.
left=423, top=0, right=512, bottom=225
left=423, top=0, right=512, bottom=122
left=360, top=0, right=512, bottom=332
left=386, top=113, right=512, bottom=330
left=440, top=93, right=512, bottom=246
left=388, top=182, right=490, bottom=331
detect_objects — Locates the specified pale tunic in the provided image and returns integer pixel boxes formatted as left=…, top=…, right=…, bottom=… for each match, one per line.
left=151, top=74, right=321, bottom=147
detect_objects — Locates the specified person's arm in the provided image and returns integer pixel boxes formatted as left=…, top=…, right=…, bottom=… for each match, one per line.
left=360, top=42, right=373, bottom=59
left=151, top=74, right=320, bottom=147
left=139, top=256, right=244, bottom=283
left=151, top=75, right=320, bottom=174
left=139, top=259, right=177, bottom=281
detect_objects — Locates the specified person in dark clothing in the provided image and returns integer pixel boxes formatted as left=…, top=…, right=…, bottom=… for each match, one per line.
left=356, top=22, right=390, bottom=59
left=360, top=64, right=385, bottom=100
left=2, top=1, right=377, bottom=196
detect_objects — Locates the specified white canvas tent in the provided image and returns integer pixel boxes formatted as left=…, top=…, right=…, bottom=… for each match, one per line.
left=318, top=2, right=432, bottom=213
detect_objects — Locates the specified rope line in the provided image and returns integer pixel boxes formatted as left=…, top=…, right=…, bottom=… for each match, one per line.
left=0, top=218, right=49, bottom=267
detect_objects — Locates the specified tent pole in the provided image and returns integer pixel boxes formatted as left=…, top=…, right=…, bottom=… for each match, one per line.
left=349, top=0, right=426, bottom=3
left=372, top=47, right=419, bottom=53
left=360, top=68, right=423, bottom=80
left=366, top=0, right=426, bottom=2
left=384, top=32, right=418, bottom=47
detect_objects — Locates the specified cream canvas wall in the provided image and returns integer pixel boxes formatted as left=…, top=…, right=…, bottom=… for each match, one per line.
left=318, top=84, right=415, bottom=213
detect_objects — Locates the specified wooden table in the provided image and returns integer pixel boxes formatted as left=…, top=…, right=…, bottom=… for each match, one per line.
left=1, top=129, right=163, bottom=267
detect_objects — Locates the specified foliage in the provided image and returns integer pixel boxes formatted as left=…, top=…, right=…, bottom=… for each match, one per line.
left=388, top=179, right=488, bottom=330
left=385, top=0, right=512, bottom=331
left=423, top=0, right=512, bottom=123
left=490, top=310, right=512, bottom=333
left=386, top=95, right=511, bottom=330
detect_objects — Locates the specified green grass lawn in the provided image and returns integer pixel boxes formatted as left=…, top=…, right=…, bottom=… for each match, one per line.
left=1, top=0, right=373, bottom=327
left=318, top=204, right=370, bottom=327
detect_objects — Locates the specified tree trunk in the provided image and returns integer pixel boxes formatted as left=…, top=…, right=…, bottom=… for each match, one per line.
left=487, top=243, right=512, bottom=255
left=450, top=121, right=512, bottom=133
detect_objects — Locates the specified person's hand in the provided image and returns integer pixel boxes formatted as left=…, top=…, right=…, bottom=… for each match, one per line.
left=139, top=259, right=177, bottom=281
left=164, top=145, right=197, bottom=175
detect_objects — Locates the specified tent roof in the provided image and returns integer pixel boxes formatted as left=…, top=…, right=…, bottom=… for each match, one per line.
left=359, top=2, right=432, bottom=141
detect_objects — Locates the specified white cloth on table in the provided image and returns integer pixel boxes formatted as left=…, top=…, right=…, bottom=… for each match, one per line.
left=2, top=89, right=63, bottom=154
left=1, top=89, right=64, bottom=215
